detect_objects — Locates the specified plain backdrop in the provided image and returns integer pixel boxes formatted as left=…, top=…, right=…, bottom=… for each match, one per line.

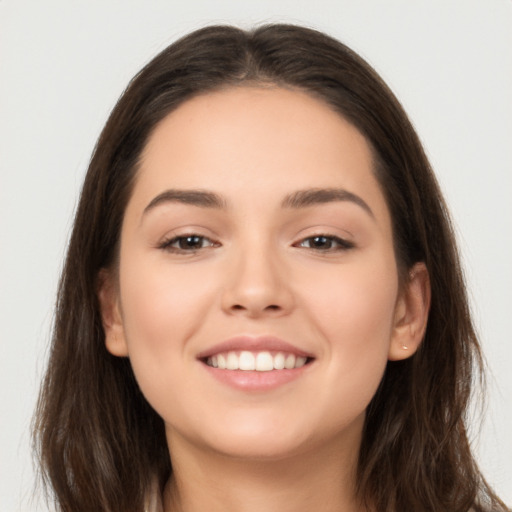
left=1, top=0, right=511, bottom=509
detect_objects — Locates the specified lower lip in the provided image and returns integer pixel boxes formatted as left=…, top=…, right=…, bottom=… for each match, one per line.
left=201, top=362, right=311, bottom=391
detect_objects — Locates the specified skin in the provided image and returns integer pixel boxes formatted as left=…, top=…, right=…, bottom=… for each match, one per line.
left=99, top=86, right=430, bottom=512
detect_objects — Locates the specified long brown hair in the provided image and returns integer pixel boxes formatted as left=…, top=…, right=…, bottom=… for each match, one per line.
left=33, top=24, right=509, bottom=511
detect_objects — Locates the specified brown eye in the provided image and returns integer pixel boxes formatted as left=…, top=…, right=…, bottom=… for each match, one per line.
left=297, top=235, right=354, bottom=251
left=176, top=235, right=207, bottom=250
left=160, top=235, right=218, bottom=253
left=305, top=236, right=334, bottom=249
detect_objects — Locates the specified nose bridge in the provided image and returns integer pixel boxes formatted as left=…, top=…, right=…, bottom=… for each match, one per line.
left=222, top=235, right=292, bottom=316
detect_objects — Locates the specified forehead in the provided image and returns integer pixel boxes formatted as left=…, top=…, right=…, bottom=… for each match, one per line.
left=141, top=86, right=373, bottom=172
left=131, top=86, right=389, bottom=222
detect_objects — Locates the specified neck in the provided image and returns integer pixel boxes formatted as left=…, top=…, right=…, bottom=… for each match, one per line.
left=163, top=428, right=366, bottom=512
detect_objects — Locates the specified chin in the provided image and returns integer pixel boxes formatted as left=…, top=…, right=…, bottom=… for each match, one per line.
left=169, top=410, right=361, bottom=463
left=207, top=432, right=313, bottom=461
left=166, top=410, right=313, bottom=461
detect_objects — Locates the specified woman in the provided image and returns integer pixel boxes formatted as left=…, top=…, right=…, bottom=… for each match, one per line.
left=33, top=24, right=509, bottom=511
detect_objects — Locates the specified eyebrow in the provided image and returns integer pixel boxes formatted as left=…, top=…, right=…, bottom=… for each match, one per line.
left=142, top=187, right=374, bottom=219
left=282, top=188, right=374, bottom=218
left=143, top=189, right=226, bottom=215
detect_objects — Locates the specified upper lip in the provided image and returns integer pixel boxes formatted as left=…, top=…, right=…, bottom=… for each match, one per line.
left=196, top=335, right=315, bottom=360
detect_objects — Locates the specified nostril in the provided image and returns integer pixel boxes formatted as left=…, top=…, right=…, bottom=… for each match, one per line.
left=225, top=301, right=288, bottom=317
left=229, top=304, right=281, bottom=314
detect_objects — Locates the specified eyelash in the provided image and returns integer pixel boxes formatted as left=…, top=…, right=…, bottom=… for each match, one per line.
left=158, top=233, right=354, bottom=254
left=158, top=234, right=219, bottom=253
left=294, top=234, right=355, bottom=252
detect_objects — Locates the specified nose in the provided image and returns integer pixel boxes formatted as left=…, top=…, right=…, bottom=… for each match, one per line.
left=221, top=243, right=294, bottom=318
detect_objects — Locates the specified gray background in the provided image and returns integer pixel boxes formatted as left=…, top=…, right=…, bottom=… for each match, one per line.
left=1, top=0, right=511, bottom=509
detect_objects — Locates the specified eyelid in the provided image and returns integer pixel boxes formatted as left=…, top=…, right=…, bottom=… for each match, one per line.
left=293, top=233, right=355, bottom=252
left=158, top=233, right=220, bottom=253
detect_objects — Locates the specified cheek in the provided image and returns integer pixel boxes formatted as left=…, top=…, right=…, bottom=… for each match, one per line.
left=331, top=272, right=396, bottom=341
left=117, top=257, right=215, bottom=402
left=301, top=256, right=398, bottom=403
left=304, top=251, right=398, bottom=336
left=119, top=252, right=216, bottom=341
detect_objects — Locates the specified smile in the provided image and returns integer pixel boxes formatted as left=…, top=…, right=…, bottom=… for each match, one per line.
left=206, top=351, right=309, bottom=371
left=197, top=336, right=315, bottom=390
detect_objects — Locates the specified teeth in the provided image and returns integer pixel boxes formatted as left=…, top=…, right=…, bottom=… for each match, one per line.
left=284, top=354, right=295, bottom=369
left=239, top=351, right=255, bottom=370
left=273, top=352, right=285, bottom=370
left=226, top=352, right=239, bottom=370
left=206, top=351, right=309, bottom=371
left=255, top=352, right=273, bottom=371
left=295, top=356, right=307, bottom=368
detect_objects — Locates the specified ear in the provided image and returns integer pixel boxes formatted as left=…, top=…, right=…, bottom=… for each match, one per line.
left=388, top=262, right=431, bottom=361
left=97, top=268, right=129, bottom=357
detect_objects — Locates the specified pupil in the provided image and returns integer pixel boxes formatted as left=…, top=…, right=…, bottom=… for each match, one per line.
left=312, top=236, right=330, bottom=248
left=181, top=236, right=201, bottom=248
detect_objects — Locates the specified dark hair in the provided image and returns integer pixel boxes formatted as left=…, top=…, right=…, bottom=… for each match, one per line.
left=33, top=24, right=509, bottom=512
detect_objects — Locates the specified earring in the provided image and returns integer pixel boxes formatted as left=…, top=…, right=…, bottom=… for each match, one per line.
left=402, top=344, right=409, bottom=350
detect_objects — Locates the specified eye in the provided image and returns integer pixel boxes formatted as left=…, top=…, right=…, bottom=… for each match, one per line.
left=295, top=235, right=354, bottom=251
left=159, top=234, right=219, bottom=253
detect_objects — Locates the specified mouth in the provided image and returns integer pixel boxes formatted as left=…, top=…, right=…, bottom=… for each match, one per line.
left=203, top=350, right=313, bottom=371
left=196, top=336, right=315, bottom=390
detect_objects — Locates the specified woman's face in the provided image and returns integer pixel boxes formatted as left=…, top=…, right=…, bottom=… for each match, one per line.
left=102, top=86, right=417, bottom=460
